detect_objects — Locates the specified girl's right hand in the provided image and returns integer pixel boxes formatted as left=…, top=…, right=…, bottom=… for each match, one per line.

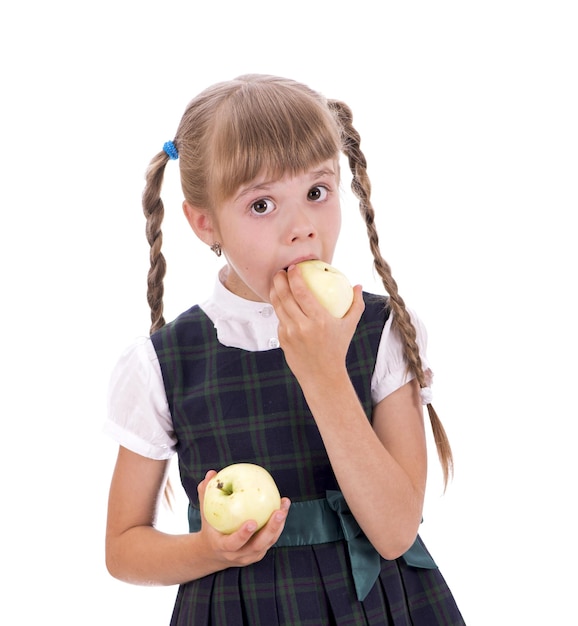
left=197, top=470, right=291, bottom=568
left=106, top=447, right=290, bottom=586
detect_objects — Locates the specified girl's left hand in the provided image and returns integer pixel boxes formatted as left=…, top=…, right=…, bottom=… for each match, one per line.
left=269, top=265, right=365, bottom=383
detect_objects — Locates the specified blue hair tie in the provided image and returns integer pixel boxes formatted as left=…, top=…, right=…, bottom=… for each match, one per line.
left=163, top=140, right=179, bottom=160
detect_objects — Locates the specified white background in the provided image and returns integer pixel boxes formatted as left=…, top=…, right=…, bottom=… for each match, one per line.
left=2, top=1, right=576, bottom=624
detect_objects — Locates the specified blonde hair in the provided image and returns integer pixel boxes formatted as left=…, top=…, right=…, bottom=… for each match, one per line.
left=142, top=74, right=453, bottom=487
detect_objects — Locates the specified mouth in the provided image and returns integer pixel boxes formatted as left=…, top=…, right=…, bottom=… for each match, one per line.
left=283, top=255, right=318, bottom=271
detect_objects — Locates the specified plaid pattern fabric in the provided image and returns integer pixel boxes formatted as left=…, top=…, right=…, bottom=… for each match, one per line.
left=151, top=293, right=465, bottom=625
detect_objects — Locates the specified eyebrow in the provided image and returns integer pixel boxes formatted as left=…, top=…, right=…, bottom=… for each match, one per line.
left=310, top=168, right=336, bottom=179
left=235, top=167, right=337, bottom=201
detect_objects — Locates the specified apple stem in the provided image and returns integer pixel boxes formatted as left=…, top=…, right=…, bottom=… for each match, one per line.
left=216, top=480, right=233, bottom=496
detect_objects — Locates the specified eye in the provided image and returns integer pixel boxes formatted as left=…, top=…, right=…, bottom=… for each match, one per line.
left=250, top=198, right=275, bottom=215
left=308, top=185, right=328, bottom=202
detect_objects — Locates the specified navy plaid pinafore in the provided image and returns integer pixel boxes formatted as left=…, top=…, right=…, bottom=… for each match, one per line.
left=151, top=293, right=465, bottom=625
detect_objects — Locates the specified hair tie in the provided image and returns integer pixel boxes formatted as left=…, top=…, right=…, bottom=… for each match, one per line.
left=163, top=140, right=179, bottom=160
left=419, top=386, right=433, bottom=406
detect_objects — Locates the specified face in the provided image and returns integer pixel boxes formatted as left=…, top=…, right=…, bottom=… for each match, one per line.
left=195, top=159, right=342, bottom=302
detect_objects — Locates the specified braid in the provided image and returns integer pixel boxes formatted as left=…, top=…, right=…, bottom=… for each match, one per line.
left=142, top=151, right=169, bottom=334
left=142, top=150, right=175, bottom=508
left=330, top=99, right=454, bottom=487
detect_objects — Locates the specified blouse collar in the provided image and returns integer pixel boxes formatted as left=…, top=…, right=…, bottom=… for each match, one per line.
left=200, top=267, right=280, bottom=352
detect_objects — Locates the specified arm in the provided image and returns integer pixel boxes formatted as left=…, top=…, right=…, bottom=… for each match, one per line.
left=105, top=446, right=290, bottom=586
left=304, top=375, right=426, bottom=560
left=270, top=266, right=426, bottom=559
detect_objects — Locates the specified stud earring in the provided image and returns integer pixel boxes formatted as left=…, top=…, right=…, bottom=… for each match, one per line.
left=210, top=242, right=222, bottom=257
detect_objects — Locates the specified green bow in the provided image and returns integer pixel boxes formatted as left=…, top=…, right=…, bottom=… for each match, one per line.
left=325, top=490, right=383, bottom=601
left=189, top=490, right=436, bottom=602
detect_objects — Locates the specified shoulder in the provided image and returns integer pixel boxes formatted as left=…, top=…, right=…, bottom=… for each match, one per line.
left=105, top=337, right=175, bottom=459
left=380, top=306, right=429, bottom=360
left=110, top=335, right=160, bottom=373
left=359, top=290, right=428, bottom=345
left=150, top=305, right=207, bottom=348
left=360, top=292, right=391, bottom=329
left=153, top=304, right=204, bottom=334
left=371, top=305, right=432, bottom=403
left=107, top=337, right=164, bottom=401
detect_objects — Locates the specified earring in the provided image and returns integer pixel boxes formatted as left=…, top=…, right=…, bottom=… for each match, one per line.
left=210, top=242, right=222, bottom=257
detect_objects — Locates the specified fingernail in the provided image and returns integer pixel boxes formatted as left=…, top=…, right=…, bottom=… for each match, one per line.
left=246, top=522, right=257, bottom=532
left=274, top=511, right=286, bottom=522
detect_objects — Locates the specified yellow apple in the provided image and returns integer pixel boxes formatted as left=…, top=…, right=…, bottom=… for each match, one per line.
left=296, top=260, right=354, bottom=318
left=203, top=463, right=281, bottom=534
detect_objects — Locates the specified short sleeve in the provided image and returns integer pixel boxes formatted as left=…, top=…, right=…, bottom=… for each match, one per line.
left=370, top=309, right=433, bottom=405
left=103, top=337, right=177, bottom=460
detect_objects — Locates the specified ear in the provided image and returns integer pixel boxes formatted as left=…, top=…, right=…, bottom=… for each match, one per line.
left=183, top=201, right=219, bottom=246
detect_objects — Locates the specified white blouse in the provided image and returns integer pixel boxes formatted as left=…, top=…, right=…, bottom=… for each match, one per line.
left=104, top=273, right=432, bottom=460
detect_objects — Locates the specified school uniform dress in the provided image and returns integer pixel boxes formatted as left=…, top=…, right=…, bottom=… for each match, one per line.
left=106, top=274, right=465, bottom=626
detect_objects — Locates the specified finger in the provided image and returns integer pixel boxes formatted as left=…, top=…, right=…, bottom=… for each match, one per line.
left=220, top=519, right=261, bottom=551
left=222, top=497, right=291, bottom=553
left=197, top=470, right=217, bottom=515
left=284, top=264, right=325, bottom=318
left=269, top=270, right=289, bottom=312
left=270, top=270, right=303, bottom=318
left=344, top=285, right=365, bottom=321
left=272, top=497, right=291, bottom=524
left=249, top=497, right=292, bottom=547
left=270, top=270, right=303, bottom=323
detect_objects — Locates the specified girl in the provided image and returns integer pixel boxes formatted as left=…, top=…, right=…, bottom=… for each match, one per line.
left=105, top=74, right=465, bottom=625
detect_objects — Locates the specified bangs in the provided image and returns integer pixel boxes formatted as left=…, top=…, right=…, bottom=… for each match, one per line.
left=207, top=78, right=341, bottom=205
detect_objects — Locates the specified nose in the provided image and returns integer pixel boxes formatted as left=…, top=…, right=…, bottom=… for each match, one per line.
left=287, top=206, right=317, bottom=243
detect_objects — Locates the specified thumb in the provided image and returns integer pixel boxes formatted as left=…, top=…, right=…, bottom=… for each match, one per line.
left=197, top=470, right=218, bottom=514
left=346, top=285, right=365, bottom=321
